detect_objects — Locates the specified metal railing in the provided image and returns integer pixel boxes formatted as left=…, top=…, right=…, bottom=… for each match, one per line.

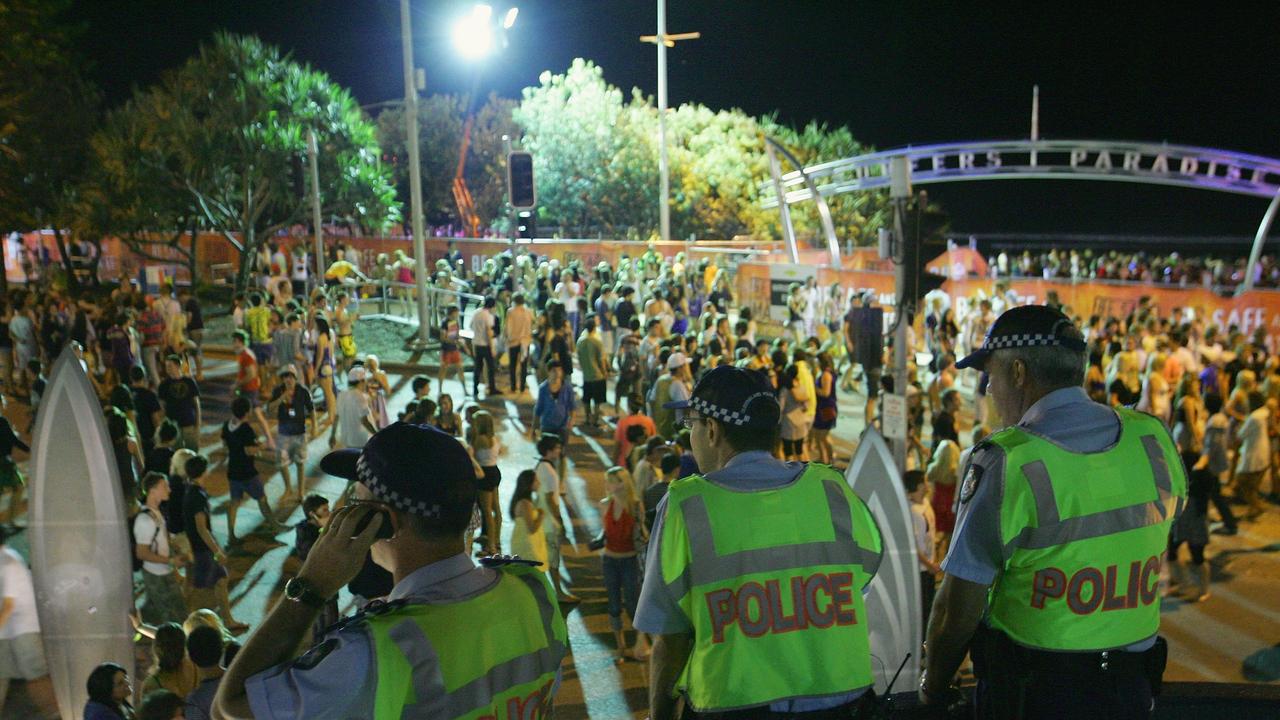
left=349, top=278, right=485, bottom=341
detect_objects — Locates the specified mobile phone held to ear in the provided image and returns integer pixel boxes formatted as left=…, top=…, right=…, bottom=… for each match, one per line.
left=354, top=506, right=395, bottom=540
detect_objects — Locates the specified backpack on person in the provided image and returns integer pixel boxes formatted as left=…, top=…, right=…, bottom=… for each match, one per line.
left=127, top=509, right=163, bottom=573
left=618, top=342, right=641, bottom=379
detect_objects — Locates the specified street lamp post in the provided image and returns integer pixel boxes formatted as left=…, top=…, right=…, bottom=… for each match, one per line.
left=400, top=0, right=431, bottom=349
left=399, top=2, right=515, bottom=349
left=641, top=1, right=698, bottom=245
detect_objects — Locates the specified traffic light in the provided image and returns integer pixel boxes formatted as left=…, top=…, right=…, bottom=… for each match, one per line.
left=900, top=193, right=949, bottom=307
left=508, top=151, right=536, bottom=209
left=516, top=210, right=535, bottom=239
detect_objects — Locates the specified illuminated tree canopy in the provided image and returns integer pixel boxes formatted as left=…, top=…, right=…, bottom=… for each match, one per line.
left=79, top=33, right=400, bottom=290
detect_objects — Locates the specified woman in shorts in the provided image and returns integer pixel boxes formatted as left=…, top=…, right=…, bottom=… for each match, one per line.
left=438, top=306, right=466, bottom=396
left=470, top=410, right=503, bottom=554
left=311, top=315, right=337, bottom=429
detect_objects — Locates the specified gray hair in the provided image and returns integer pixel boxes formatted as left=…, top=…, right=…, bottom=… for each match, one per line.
left=997, top=324, right=1087, bottom=389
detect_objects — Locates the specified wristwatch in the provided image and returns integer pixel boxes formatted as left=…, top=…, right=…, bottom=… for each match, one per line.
left=284, top=577, right=330, bottom=609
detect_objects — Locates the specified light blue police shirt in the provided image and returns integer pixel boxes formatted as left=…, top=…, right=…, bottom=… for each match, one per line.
left=942, top=386, right=1156, bottom=652
left=245, top=553, right=531, bottom=719
left=634, top=450, right=868, bottom=712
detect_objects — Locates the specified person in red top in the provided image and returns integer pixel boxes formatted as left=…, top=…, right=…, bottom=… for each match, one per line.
left=614, top=394, right=656, bottom=466
left=231, top=330, right=275, bottom=450
left=600, top=466, right=648, bottom=663
left=137, top=298, right=166, bottom=388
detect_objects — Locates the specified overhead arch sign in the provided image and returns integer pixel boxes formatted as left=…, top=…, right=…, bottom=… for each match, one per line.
left=762, top=139, right=1280, bottom=208
left=760, top=138, right=1280, bottom=290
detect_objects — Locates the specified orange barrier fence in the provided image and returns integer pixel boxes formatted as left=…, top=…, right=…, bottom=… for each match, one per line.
left=6, top=231, right=782, bottom=286
left=736, top=260, right=1280, bottom=348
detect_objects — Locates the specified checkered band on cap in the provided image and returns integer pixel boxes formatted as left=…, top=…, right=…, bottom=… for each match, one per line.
left=980, top=333, right=1068, bottom=352
left=689, top=391, right=776, bottom=426
left=356, top=454, right=443, bottom=518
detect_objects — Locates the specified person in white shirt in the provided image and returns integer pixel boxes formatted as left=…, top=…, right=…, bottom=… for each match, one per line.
left=1235, top=391, right=1271, bottom=519
left=802, top=277, right=822, bottom=338
left=329, top=367, right=377, bottom=450
left=290, top=244, right=309, bottom=296
left=135, top=473, right=189, bottom=625
left=535, top=434, right=579, bottom=602
left=556, top=270, right=583, bottom=335
left=905, top=470, right=940, bottom=634
left=469, top=296, right=501, bottom=397
left=0, top=525, right=57, bottom=717
left=504, top=293, right=535, bottom=394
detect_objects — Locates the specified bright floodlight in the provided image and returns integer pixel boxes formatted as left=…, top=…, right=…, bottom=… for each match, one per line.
left=452, top=4, right=494, bottom=59
left=503, top=7, right=518, bottom=29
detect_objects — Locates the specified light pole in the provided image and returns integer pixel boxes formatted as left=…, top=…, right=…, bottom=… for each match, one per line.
left=641, top=1, right=698, bottom=244
left=400, top=0, right=431, bottom=349
left=307, top=130, right=324, bottom=292
left=400, top=2, right=515, bottom=348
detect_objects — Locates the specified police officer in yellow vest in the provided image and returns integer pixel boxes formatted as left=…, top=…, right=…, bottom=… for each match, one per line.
left=635, top=365, right=883, bottom=719
left=214, top=422, right=567, bottom=719
left=920, top=305, right=1186, bottom=719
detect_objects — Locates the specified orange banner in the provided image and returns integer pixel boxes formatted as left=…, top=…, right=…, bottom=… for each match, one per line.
left=735, top=259, right=1280, bottom=347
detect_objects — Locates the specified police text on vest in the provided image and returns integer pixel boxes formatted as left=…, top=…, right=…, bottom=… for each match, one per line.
left=1030, top=557, right=1161, bottom=614
left=706, top=572, right=858, bottom=643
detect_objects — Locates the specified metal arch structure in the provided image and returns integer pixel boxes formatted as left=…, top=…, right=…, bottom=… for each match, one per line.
left=764, top=137, right=843, bottom=266
left=761, top=138, right=1280, bottom=290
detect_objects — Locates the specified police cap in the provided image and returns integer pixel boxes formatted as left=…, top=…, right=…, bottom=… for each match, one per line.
left=320, top=422, right=477, bottom=521
left=664, top=364, right=779, bottom=429
left=956, top=304, right=1086, bottom=372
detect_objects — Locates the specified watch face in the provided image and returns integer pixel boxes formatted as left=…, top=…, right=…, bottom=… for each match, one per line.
left=286, top=578, right=303, bottom=600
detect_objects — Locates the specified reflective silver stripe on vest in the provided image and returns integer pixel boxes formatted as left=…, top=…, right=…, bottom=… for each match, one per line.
left=668, top=478, right=880, bottom=597
left=1009, top=434, right=1179, bottom=552
left=394, top=573, right=566, bottom=719
left=387, top=620, right=447, bottom=716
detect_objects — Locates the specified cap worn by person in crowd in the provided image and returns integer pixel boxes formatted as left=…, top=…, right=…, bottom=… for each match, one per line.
left=663, top=364, right=779, bottom=428
left=319, top=422, right=477, bottom=519
left=347, top=366, right=367, bottom=384
left=667, top=352, right=690, bottom=370
left=955, top=304, right=1087, bottom=371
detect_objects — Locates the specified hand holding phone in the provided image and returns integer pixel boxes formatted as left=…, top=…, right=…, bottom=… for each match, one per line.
left=353, top=504, right=395, bottom=540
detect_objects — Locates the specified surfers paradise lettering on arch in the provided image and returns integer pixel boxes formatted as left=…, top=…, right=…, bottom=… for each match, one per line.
left=763, top=140, right=1280, bottom=207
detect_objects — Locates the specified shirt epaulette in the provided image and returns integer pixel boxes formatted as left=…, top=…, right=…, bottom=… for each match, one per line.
left=321, top=598, right=411, bottom=635
left=479, top=554, right=543, bottom=569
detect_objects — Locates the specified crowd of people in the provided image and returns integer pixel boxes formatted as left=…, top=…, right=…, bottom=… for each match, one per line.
left=988, top=247, right=1280, bottom=288
left=0, top=233, right=1277, bottom=716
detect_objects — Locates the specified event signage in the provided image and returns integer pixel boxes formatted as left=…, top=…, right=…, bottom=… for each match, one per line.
left=762, top=140, right=1280, bottom=208
left=844, top=429, right=920, bottom=695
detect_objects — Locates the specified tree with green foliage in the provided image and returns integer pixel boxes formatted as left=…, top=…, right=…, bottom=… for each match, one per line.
left=0, top=0, right=100, bottom=288
left=376, top=93, right=520, bottom=232
left=514, top=59, right=658, bottom=237
left=513, top=59, right=897, bottom=247
left=73, top=91, right=205, bottom=284
left=465, top=94, right=522, bottom=229
left=377, top=94, right=465, bottom=226
left=132, top=33, right=398, bottom=291
left=761, top=118, right=892, bottom=246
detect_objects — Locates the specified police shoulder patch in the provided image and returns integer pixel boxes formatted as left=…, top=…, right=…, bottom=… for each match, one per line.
left=960, top=463, right=984, bottom=504
left=292, top=637, right=338, bottom=670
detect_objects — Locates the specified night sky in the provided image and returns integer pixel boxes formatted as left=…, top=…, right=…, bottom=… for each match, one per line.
left=72, top=1, right=1280, bottom=245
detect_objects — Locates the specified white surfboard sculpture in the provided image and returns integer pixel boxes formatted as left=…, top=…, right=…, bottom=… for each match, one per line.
left=845, top=427, right=921, bottom=695
left=30, top=346, right=135, bottom=719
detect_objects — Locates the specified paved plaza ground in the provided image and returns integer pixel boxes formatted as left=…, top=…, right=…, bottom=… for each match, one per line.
left=3, top=343, right=1278, bottom=717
